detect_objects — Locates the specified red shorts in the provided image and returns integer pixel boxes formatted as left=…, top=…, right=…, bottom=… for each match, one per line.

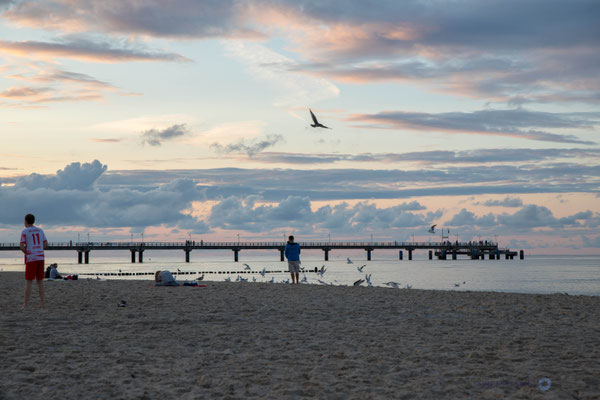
left=25, top=260, right=45, bottom=280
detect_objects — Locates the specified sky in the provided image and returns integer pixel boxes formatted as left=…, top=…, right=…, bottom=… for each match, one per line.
left=0, top=0, right=599, bottom=254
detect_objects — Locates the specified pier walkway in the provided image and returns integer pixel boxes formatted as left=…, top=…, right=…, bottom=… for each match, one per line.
left=0, top=241, right=522, bottom=263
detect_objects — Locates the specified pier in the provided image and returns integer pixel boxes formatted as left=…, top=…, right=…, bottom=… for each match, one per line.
left=0, top=240, right=522, bottom=263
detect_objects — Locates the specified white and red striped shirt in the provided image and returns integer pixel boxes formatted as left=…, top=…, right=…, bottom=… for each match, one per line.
left=20, top=226, right=47, bottom=263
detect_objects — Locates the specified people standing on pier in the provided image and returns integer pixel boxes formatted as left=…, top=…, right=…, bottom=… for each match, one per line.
left=20, top=213, right=48, bottom=308
left=284, top=235, right=301, bottom=284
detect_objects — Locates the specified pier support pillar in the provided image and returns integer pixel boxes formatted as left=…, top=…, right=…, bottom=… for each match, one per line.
left=280, top=249, right=284, bottom=262
left=185, top=249, right=191, bottom=263
left=505, top=253, right=509, bottom=260
left=366, top=249, right=372, bottom=261
left=131, top=249, right=136, bottom=263
left=519, top=250, right=524, bottom=260
left=233, top=249, right=239, bottom=262
left=428, top=250, right=432, bottom=260
left=84, top=251, right=90, bottom=264
left=438, top=250, right=447, bottom=260
left=489, top=253, right=495, bottom=260
left=452, top=250, right=457, bottom=260
left=399, top=250, right=403, bottom=260
left=323, top=249, right=329, bottom=261
left=408, top=249, right=413, bottom=260
left=138, top=250, right=144, bottom=263
left=78, top=251, right=83, bottom=264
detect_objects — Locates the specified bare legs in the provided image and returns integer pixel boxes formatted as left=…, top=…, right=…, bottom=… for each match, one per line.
left=290, top=272, right=300, bottom=284
left=23, top=279, right=45, bottom=308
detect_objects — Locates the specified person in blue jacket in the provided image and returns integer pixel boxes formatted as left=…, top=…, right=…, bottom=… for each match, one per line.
left=284, top=235, right=301, bottom=284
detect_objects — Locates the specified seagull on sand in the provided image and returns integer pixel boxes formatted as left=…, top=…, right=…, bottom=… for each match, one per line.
left=252, top=277, right=257, bottom=282
left=243, top=263, right=251, bottom=270
left=225, top=277, right=231, bottom=282
left=269, top=277, right=275, bottom=283
left=357, top=264, right=366, bottom=272
left=309, top=109, right=331, bottom=129
left=354, top=279, right=365, bottom=287
left=405, top=284, right=412, bottom=289
left=300, top=275, right=308, bottom=283
left=196, top=274, right=205, bottom=281
left=454, top=283, right=460, bottom=287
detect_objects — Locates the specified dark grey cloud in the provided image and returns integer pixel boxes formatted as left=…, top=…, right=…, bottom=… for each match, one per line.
left=350, top=109, right=598, bottom=144
left=0, top=37, right=190, bottom=62
left=447, top=209, right=497, bottom=227
left=251, top=148, right=600, bottom=165
left=208, top=196, right=437, bottom=233
left=15, top=160, right=107, bottom=191
left=1, top=161, right=598, bottom=244
left=0, top=161, right=208, bottom=231
left=3, top=1, right=598, bottom=106
left=210, top=134, right=284, bottom=156
left=446, top=205, right=599, bottom=236
left=480, top=197, right=523, bottom=208
left=96, top=162, right=600, bottom=201
left=140, top=124, right=189, bottom=146
left=3, top=0, right=260, bottom=39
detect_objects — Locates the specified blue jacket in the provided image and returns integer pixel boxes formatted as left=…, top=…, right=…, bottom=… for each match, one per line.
left=284, top=242, right=301, bottom=261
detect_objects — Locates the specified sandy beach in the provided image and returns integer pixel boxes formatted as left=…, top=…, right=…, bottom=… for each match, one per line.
left=0, top=271, right=598, bottom=399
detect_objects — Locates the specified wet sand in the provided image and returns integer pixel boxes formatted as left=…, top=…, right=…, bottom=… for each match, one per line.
left=0, top=271, right=598, bottom=399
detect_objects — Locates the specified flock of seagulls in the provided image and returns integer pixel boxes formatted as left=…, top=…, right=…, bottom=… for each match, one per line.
left=215, top=260, right=417, bottom=289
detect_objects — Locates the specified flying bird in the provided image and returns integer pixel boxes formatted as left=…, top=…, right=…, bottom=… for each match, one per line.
left=428, top=224, right=437, bottom=234
left=259, top=267, right=266, bottom=277
left=353, top=279, right=365, bottom=287
left=357, top=264, right=366, bottom=272
left=384, top=281, right=400, bottom=289
left=309, top=109, right=331, bottom=129
left=346, top=257, right=353, bottom=264
left=365, top=273, right=373, bottom=287
left=319, top=265, right=327, bottom=276
left=243, top=264, right=251, bottom=270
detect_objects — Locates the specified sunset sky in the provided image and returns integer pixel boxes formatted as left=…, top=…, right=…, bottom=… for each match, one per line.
left=1, top=0, right=599, bottom=253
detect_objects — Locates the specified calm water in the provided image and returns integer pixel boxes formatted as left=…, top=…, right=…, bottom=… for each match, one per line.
left=1, top=249, right=599, bottom=296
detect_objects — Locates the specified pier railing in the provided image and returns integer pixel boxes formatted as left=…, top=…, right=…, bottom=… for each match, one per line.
left=0, top=240, right=520, bottom=263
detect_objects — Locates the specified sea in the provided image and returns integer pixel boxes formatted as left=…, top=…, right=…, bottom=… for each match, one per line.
left=1, top=249, right=598, bottom=296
